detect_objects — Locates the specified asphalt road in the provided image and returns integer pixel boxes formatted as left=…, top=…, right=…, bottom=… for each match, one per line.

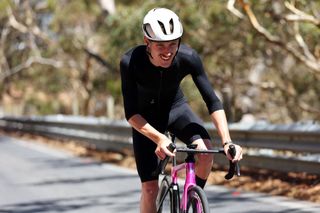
left=0, top=135, right=319, bottom=213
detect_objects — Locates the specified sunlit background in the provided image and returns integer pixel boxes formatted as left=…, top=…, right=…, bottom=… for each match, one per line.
left=0, top=0, right=319, bottom=124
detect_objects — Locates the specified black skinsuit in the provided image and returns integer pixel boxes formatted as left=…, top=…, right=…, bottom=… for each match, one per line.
left=120, top=44, right=223, bottom=182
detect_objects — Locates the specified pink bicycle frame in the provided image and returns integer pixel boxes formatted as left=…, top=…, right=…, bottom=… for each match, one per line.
left=171, top=161, right=197, bottom=211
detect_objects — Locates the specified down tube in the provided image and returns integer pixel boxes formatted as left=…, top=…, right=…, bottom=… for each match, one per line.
left=181, top=162, right=197, bottom=211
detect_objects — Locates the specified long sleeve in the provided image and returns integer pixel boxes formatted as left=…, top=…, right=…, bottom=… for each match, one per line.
left=188, top=51, right=223, bottom=114
left=120, top=54, right=138, bottom=120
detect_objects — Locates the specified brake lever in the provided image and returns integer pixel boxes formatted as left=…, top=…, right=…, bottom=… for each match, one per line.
left=152, top=143, right=176, bottom=176
left=224, top=144, right=241, bottom=180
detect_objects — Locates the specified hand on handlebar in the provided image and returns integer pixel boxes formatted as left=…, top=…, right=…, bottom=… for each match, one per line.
left=224, top=143, right=242, bottom=179
left=155, top=136, right=175, bottom=160
left=224, top=143, right=243, bottom=163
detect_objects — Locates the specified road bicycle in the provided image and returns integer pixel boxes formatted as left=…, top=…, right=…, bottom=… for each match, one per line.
left=154, top=134, right=240, bottom=213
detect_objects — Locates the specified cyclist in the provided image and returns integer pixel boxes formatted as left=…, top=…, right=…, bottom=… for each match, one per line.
left=120, top=8, right=243, bottom=213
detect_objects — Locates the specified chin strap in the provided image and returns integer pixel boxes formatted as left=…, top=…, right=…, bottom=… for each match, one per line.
left=173, top=38, right=181, bottom=59
left=146, top=49, right=153, bottom=59
left=146, top=42, right=154, bottom=59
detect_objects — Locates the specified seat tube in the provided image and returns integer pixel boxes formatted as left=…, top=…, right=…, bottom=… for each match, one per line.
left=171, top=163, right=185, bottom=212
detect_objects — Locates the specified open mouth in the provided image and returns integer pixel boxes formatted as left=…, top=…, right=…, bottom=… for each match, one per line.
left=160, top=54, right=172, bottom=61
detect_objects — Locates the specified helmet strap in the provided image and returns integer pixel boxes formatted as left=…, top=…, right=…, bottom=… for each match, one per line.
left=170, top=38, right=181, bottom=63
left=174, top=38, right=181, bottom=58
left=146, top=42, right=154, bottom=59
left=144, top=37, right=154, bottom=59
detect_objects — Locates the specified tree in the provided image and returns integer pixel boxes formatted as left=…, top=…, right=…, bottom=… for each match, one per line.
left=0, top=0, right=117, bottom=116
left=0, top=0, right=319, bottom=123
left=226, top=0, right=320, bottom=121
left=228, top=0, right=320, bottom=73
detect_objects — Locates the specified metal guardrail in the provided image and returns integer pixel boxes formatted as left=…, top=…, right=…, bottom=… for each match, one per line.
left=0, top=115, right=319, bottom=174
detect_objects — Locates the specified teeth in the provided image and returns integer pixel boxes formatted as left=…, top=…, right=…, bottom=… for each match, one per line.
left=160, top=55, right=170, bottom=61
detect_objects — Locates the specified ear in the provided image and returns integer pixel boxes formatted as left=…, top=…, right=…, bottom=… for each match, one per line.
left=144, top=36, right=150, bottom=45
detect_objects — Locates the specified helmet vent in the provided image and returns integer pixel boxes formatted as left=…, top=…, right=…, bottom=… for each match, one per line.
left=169, top=18, right=174, bottom=34
left=157, top=21, right=167, bottom=35
left=143, top=24, right=152, bottom=38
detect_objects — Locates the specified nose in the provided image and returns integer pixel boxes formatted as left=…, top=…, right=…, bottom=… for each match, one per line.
left=160, top=44, right=177, bottom=56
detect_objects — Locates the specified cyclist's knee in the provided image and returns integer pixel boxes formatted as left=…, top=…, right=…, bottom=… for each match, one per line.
left=193, top=139, right=213, bottom=165
left=192, top=138, right=212, bottom=149
left=141, top=180, right=159, bottom=198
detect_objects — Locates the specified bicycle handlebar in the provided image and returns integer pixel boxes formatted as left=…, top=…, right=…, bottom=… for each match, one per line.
left=153, top=143, right=241, bottom=180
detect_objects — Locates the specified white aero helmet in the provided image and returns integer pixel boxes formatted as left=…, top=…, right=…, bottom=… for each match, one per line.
left=142, top=8, right=183, bottom=41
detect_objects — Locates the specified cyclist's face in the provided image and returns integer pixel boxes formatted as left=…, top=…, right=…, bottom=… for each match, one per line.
left=146, top=39, right=179, bottom=68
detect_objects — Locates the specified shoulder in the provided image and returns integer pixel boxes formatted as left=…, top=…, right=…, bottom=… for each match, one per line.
left=120, top=45, right=146, bottom=66
left=177, top=44, right=199, bottom=58
left=176, top=44, right=203, bottom=67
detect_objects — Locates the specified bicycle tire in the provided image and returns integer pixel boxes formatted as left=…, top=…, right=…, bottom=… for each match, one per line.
left=186, top=186, right=210, bottom=213
left=156, top=176, right=180, bottom=213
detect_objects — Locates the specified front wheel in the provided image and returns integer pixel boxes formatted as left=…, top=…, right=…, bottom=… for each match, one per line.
left=186, top=186, right=210, bottom=213
left=156, top=176, right=180, bottom=213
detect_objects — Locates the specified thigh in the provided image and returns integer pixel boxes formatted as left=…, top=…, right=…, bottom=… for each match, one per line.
left=192, top=138, right=213, bottom=150
left=132, top=129, right=159, bottom=183
left=167, top=103, right=211, bottom=145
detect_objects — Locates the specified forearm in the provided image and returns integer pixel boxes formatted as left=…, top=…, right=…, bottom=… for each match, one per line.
left=128, top=114, right=167, bottom=145
left=210, top=109, right=232, bottom=146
